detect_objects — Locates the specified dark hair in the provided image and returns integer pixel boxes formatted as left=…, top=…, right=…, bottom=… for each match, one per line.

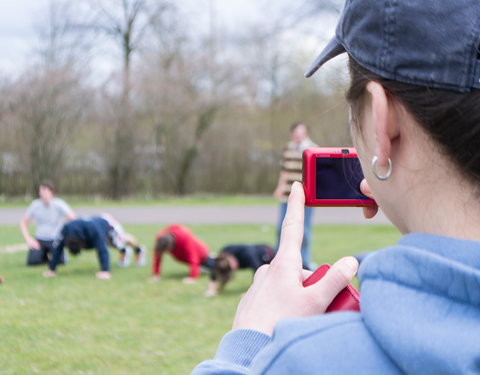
left=155, top=233, right=174, bottom=255
left=214, top=253, right=235, bottom=292
left=347, top=58, right=480, bottom=185
left=39, top=179, right=55, bottom=193
left=65, top=236, right=84, bottom=255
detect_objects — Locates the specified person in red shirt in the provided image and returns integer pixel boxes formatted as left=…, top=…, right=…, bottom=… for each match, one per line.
left=149, top=224, right=214, bottom=284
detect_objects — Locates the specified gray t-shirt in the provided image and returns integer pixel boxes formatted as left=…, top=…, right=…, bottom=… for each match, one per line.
left=26, top=198, right=72, bottom=241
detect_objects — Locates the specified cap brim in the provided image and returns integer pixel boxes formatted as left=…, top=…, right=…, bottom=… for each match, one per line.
left=305, top=38, right=346, bottom=78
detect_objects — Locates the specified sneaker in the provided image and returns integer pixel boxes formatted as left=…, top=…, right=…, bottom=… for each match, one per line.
left=118, top=247, right=132, bottom=267
left=135, top=246, right=146, bottom=267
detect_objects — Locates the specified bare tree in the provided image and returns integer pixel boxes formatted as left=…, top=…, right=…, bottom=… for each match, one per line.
left=78, top=0, right=172, bottom=98
left=0, top=81, right=7, bottom=123
left=72, top=0, right=172, bottom=198
left=175, top=105, right=218, bottom=195
left=7, top=67, right=87, bottom=195
left=0, top=0, right=353, bottom=198
left=34, top=0, right=90, bottom=71
left=133, top=0, right=348, bottom=196
left=134, top=2, right=227, bottom=195
left=0, top=1, right=89, bottom=195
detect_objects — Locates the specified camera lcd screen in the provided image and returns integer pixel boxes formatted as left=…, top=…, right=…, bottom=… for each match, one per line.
left=315, top=157, right=368, bottom=200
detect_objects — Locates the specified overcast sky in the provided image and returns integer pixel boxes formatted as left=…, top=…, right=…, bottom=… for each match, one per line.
left=0, top=0, right=46, bottom=74
left=0, top=0, right=341, bottom=80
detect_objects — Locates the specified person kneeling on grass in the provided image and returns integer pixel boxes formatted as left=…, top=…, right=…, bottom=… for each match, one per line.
left=20, top=179, right=76, bottom=266
left=43, top=216, right=112, bottom=280
left=149, top=224, right=214, bottom=284
left=204, top=244, right=275, bottom=297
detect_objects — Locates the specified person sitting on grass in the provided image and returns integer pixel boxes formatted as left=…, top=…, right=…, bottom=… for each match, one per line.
left=43, top=216, right=112, bottom=280
left=204, top=244, right=275, bottom=297
left=149, top=224, right=214, bottom=284
left=20, top=179, right=76, bottom=266
left=101, top=213, right=146, bottom=267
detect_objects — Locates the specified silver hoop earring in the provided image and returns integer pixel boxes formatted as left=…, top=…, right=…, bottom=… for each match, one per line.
left=371, top=156, right=392, bottom=181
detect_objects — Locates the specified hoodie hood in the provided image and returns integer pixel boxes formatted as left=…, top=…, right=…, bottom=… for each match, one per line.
left=359, top=233, right=480, bottom=374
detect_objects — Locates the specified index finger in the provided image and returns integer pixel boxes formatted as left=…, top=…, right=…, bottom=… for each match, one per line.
left=272, top=181, right=305, bottom=269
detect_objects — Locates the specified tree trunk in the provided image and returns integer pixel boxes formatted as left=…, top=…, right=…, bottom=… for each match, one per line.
left=176, top=106, right=217, bottom=195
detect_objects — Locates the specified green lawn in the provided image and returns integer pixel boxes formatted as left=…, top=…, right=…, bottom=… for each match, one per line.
left=0, top=194, right=277, bottom=208
left=0, top=224, right=400, bottom=374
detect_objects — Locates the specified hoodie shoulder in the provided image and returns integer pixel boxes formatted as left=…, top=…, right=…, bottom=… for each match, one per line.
left=251, top=312, right=402, bottom=374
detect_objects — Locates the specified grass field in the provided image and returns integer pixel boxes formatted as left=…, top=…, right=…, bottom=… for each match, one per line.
left=0, top=194, right=277, bottom=208
left=0, top=224, right=400, bottom=374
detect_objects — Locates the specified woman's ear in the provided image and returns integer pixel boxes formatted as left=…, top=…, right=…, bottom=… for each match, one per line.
left=365, top=81, right=400, bottom=167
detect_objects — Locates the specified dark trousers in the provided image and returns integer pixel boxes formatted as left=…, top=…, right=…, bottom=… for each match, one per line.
left=26, top=239, right=65, bottom=266
left=200, top=256, right=216, bottom=273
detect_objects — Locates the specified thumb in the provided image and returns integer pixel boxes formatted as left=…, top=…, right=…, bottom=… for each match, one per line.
left=359, top=179, right=374, bottom=199
left=307, top=256, right=358, bottom=307
left=360, top=179, right=379, bottom=219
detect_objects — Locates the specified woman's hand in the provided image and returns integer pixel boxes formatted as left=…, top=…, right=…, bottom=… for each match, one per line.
left=360, top=179, right=379, bottom=219
left=232, top=181, right=358, bottom=336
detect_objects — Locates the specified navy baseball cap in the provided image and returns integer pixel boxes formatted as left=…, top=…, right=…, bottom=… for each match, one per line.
left=305, top=0, right=480, bottom=93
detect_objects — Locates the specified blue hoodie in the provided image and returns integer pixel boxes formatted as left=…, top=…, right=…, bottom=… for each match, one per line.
left=192, top=233, right=480, bottom=374
left=49, top=217, right=110, bottom=272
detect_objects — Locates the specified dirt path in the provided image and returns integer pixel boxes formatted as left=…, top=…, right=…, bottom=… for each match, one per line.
left=0, top=205, right=390, bottom=225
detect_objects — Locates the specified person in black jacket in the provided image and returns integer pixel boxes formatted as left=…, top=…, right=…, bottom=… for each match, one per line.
left=204, top=244, right=274, bottom=297
left=43, top=216, right=112, bottom=279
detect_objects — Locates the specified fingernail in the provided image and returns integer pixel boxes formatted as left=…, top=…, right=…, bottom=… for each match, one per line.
left=343, top=256, right=358, bottom=274
left=360, top=179, right=369, bottom=193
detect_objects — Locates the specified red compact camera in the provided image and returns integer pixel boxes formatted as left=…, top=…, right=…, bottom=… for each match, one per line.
left=303, top=147, right=376, bottom=207
left=303, top=264, right=360, bottom=312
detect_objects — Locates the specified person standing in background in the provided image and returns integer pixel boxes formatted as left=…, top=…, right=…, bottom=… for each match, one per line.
left=273, top=122, right=317, bottom=270
left=20, top=180, right=76, bottom=266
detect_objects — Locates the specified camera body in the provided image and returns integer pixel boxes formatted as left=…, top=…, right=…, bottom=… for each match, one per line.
left=303, top=147, right=376, bottom=207
left=303, top=264, right=360, bottom=312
